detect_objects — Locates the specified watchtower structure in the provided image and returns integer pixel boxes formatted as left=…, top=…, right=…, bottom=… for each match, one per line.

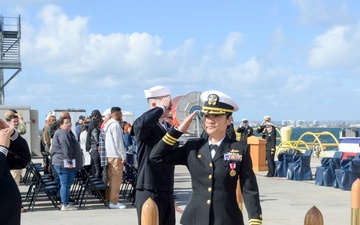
left=0, top=15, right=21, bottom=105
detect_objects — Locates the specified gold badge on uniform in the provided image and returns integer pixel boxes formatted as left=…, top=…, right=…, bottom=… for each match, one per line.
left=230, top=170, right=236, bottom=177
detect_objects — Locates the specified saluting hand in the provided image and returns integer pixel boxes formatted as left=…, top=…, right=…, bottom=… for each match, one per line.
left=0, top=119, right=9, bottom=130
left=178, top=110, right=198, bottom=133
left=159, top=96, right=171, bottom=109
left=0, top=127, right=14, bottom=148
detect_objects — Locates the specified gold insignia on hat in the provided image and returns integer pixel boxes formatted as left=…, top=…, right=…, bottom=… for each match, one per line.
left=200, top=90, right=238, bottom=115
left=207, top=94, right=219, bottom=106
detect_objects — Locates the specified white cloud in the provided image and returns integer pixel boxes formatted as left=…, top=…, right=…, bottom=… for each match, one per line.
left=292, top=0, right=352, bottom=26
left=308, top=25, right=360, bottom=69
left=2, top=0, right=60, bottom=4
left=21, top=4, right=201, bottom=85
left=218, top=32, right=243, bottom=61
left=270, top=26, right=287, bottom=47
left=5, top=2, right=360, bottom=124
left=282, top=75, right=320, bottom=93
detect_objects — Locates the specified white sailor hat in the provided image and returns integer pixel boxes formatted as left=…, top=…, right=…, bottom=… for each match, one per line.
left=264, top=115, right=271, bottom=121
left=144, top=85, right=171, bottom=99
left=242, top=118, right=248, bottom=122
left=266, top=122, right=274, bottom=127
left=200, top=90, right=239, bottom=115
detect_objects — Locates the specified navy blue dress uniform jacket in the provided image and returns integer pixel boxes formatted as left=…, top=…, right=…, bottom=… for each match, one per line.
left=237, top=126, right=254, bottom=143
left=150, top=128, right=262, bottom=225
left=255, top=125, right=266, bottom=140
left=265, top=129, right=276, bottom=152
left=0, top=131, right=31, bottom=225
left=132, top=107, right=175, bottom=192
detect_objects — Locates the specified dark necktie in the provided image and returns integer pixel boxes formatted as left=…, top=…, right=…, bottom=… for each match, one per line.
left=162, top=119, right=169, bottom=131
left=209, top=144, right=218, bottom=159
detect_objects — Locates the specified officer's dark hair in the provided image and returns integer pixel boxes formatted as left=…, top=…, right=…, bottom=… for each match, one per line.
left=225, top=113, right=233, bottom=119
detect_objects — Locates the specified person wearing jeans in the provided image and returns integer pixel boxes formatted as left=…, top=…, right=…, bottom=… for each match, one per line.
left=53, top=165, right=78, bottom=206
left=51, top=116, right=83, bottom=211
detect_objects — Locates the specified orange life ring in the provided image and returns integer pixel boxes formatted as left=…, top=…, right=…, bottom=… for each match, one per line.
left=171, top=96, right=182, bottom=127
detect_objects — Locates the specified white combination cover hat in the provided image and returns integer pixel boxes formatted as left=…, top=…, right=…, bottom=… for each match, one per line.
left=264, top=115, right=271, bottom=121
left=144, top=85, right=171, bottom=99
left=200, top=90, right=239, bottom=115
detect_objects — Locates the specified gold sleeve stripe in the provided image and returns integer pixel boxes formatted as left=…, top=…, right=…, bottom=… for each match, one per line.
left=165, top=133, right=177, bottom=142
left=249, top=218, right=262, bottom=225
left=162, top=133, right=177, bottom=146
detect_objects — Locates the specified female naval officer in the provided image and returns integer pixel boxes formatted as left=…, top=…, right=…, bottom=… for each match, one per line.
left=150, top=90, right=262, bottom=225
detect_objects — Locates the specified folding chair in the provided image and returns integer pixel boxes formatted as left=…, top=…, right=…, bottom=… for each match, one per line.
left=315, top=151, right=343, bottom=186
left=275, top=149, right=296, bottom=177
left=286, top=150, right=313, bottom=180
left=26, top=161, right=60, bottom=211
left=120, top=164, right=137, bottom=204
left=77, top=168, right=108, bottom=209
left=334, top=153, right=360, bottom=190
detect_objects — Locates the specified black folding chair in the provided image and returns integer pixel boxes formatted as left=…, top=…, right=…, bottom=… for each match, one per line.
left=77, top=168, right=108, bottom=209
left=26, top=161, right=60, bottom=211
left=120, top=164, right=137, bottom=205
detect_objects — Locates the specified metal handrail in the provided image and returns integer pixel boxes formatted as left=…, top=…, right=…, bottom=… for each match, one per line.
left=294, top=131, right=339, bottom=157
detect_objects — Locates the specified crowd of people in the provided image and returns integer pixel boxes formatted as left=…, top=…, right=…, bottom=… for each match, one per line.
left=39, top=107, right=136, bottom=211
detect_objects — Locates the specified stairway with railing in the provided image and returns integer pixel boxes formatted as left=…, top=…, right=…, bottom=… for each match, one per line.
left=1, top=15, right=21, bottom=68
left=0, top=15, right=22, bottom=104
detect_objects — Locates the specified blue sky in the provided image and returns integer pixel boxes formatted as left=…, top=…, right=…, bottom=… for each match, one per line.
left=2, top=0, right=360, bottom=128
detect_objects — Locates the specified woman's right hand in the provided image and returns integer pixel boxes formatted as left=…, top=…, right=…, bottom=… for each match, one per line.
left=178, top=111, right=198, bottom=133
